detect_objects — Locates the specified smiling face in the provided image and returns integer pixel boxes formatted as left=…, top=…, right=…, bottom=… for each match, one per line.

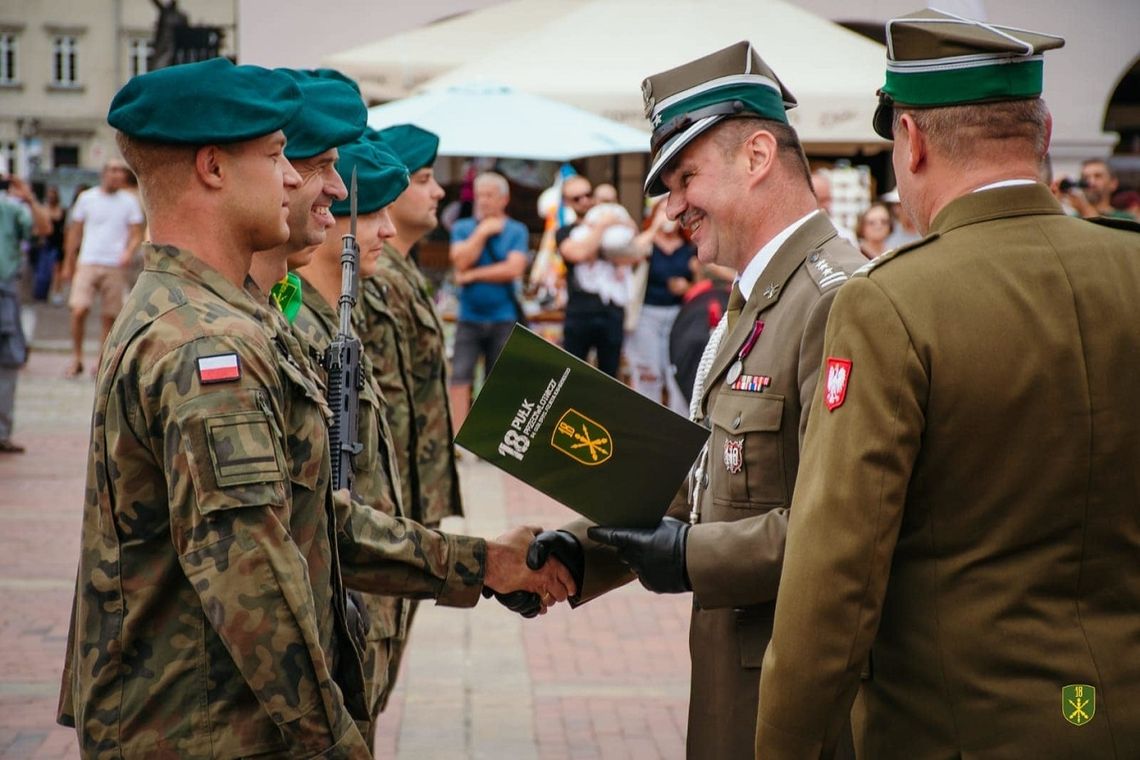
left=285, top=148, right=347, bottom=251
left=390, top=166, right=444, bottom=239
left=661, top=127, right=750, bottom=271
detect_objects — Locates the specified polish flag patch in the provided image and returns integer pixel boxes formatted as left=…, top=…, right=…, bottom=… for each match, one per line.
left=824, top=357, right=852, bottom=411
left=197, top=353, right=242, bottom=384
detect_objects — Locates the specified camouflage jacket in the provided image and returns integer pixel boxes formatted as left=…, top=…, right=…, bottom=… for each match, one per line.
left=58, top=244, right=485, bottom=759
left=356, top=245, right=462, bottom=526
left=290, top=275, right=412, bottom=705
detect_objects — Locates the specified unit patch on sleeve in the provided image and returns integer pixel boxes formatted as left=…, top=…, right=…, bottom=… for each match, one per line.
left=824, top=357, right=852, bottom=411
left=197, top=353, right=242, bottom=384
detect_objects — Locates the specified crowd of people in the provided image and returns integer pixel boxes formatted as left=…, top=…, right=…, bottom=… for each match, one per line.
left=0, top=5, right=1136, bottom=759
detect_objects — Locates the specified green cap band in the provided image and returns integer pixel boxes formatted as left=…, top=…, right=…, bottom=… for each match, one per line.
left=270, top=271, right=303, bottom=323
left=882, top=58, right=1044, bottom=107
left=654, top=83, right=788, bottom=130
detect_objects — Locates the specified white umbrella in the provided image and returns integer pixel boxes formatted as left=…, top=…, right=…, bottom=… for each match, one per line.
left=366, top=83, right=650, bottom=161
left=416, top=0, right=889, bottom=148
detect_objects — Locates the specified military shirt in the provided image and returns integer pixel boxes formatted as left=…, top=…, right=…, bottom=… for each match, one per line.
left=758, top=185, right=1140, bottom=758
left=58, top=244, right=484, bottom=759
left=355, top=244, right=462, bottom=526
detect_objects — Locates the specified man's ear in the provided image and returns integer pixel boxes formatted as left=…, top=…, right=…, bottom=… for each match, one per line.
left=743, top=129, right=778, bottom=189
left=194, top=145, right=225, bottom=189
left=898, top=113, right=925, bottom=175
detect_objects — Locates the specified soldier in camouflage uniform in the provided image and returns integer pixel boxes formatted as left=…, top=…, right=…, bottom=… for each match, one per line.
left=291, top=136, right=420, bottom=722
left=358, top=124, right=462, bottom=529
left=59, top=59, right=574, bottom=758
left=353, top=125, right=466, bottom=708
left=246, top=71, right=413, bottom=725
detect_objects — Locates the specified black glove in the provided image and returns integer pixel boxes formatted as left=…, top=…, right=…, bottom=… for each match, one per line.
left=587, top=517, right=691, bottom=594
left=527, top=530, right=584, bottom=596
left=481, top=586, right=543, bottom=619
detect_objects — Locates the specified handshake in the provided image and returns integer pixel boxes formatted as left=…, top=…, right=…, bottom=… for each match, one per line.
left=482, top=517, right=694, bottom=617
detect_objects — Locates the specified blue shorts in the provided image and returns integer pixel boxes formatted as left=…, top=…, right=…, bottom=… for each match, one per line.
left=450, top=320, right=516, bottom=385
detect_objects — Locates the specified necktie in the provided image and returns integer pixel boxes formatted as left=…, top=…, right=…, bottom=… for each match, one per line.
left=726, top=282, right=745, bottom=333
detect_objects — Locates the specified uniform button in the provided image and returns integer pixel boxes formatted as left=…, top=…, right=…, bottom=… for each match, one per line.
left=809, top=252, right=820, bottom=263
left=732, top=414, right=741, bottom=429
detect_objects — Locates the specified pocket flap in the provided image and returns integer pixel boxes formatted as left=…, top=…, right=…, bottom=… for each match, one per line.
left=179, top=389, right=287, bottom=516
left=205, top=411, right=283, bottom=487
left=709, top=393, right=784, bottom=434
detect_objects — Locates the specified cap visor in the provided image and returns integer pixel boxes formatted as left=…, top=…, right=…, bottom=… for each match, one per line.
left=644, top=115, right=724, bottom=196
left=872, top=102, right=894, bottom=140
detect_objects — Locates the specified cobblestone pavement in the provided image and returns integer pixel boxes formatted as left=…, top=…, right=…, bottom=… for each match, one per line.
left=1, top=316, right=692, bottom=758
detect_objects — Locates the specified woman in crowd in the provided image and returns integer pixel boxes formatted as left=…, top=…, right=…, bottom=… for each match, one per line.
left=626, top=197, right=695, bottom=415
left=856, top=201, right=893, bottom=260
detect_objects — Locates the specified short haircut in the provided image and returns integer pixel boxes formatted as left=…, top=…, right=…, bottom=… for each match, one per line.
left=1080, top=157, right=1116, bottom=179
left=892, top=98, right=1049, bottom=165
left=710, top=116, right=812, bottom=188
left=474, top=171, right=509, bottom=197
left=115, top=132, right=195, bottom=213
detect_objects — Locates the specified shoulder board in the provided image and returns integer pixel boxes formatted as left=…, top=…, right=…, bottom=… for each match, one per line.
left=805, top=248, right=853, bottom=291
left=853, top=232, right=940, bottom=277
left=1086, top=215, right=1140, bottom=233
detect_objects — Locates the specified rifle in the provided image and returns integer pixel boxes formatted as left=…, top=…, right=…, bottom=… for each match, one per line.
left=324, top=168, right=365, bottom=493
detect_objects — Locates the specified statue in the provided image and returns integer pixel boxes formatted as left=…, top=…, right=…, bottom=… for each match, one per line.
left=149, top=0, right=189, bottom=70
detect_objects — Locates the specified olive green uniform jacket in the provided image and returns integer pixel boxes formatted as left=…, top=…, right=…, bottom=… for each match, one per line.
left=568, top=212, right=865, bottom=759
left=757, top=185, right=1140, bottom=759
left=58, top=245, right=485, bottom=759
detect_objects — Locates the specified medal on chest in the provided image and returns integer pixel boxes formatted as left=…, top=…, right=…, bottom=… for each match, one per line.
left=726, top=319, right=764, bottom=386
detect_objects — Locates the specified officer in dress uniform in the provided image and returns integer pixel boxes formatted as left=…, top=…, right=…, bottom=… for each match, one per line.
left=525, top=42, right=866, bottom=759
left=757, top=9, right=1140, bottom=758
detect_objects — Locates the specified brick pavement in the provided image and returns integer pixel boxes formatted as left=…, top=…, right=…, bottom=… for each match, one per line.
left=0, top=344, right=694, bottom=759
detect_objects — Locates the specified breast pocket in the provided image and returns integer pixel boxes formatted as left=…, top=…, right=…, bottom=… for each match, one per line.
left=708, top=393, right=786, bottom=508
left=275, top=355, right=329, bottom=495
left=409, top=300, right=444, bottom=384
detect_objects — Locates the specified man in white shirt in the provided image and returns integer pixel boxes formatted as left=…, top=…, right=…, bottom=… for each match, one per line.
left=62, top=159, right=144, bottom=376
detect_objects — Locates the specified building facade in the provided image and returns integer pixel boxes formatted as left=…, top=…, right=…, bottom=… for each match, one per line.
left=0, top=0, right=235, bottom=194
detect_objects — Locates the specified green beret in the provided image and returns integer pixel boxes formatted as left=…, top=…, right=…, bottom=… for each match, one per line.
left=108, top=58, right=302, bottom=144
left=872, top=9, right=1065, bottom=139
left=308, top=68, right=362, bottom=94
left=642, top=41, right=796, bottom=195
left=277, top=69, right=366, bottom=160
left=330, top=139, right=410, bottom=217
left=370, top=124, right=440, bottom=173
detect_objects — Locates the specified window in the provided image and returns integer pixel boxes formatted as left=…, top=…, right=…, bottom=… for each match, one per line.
left=51, top=35, right=78, bottom=86
left=0, top=33, right=16, bottom=84
left=128, top=38, right=151, bottom=77
left=0, top=142, right=16, bottom=174
left=52, top=144, right=79, bottom=168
